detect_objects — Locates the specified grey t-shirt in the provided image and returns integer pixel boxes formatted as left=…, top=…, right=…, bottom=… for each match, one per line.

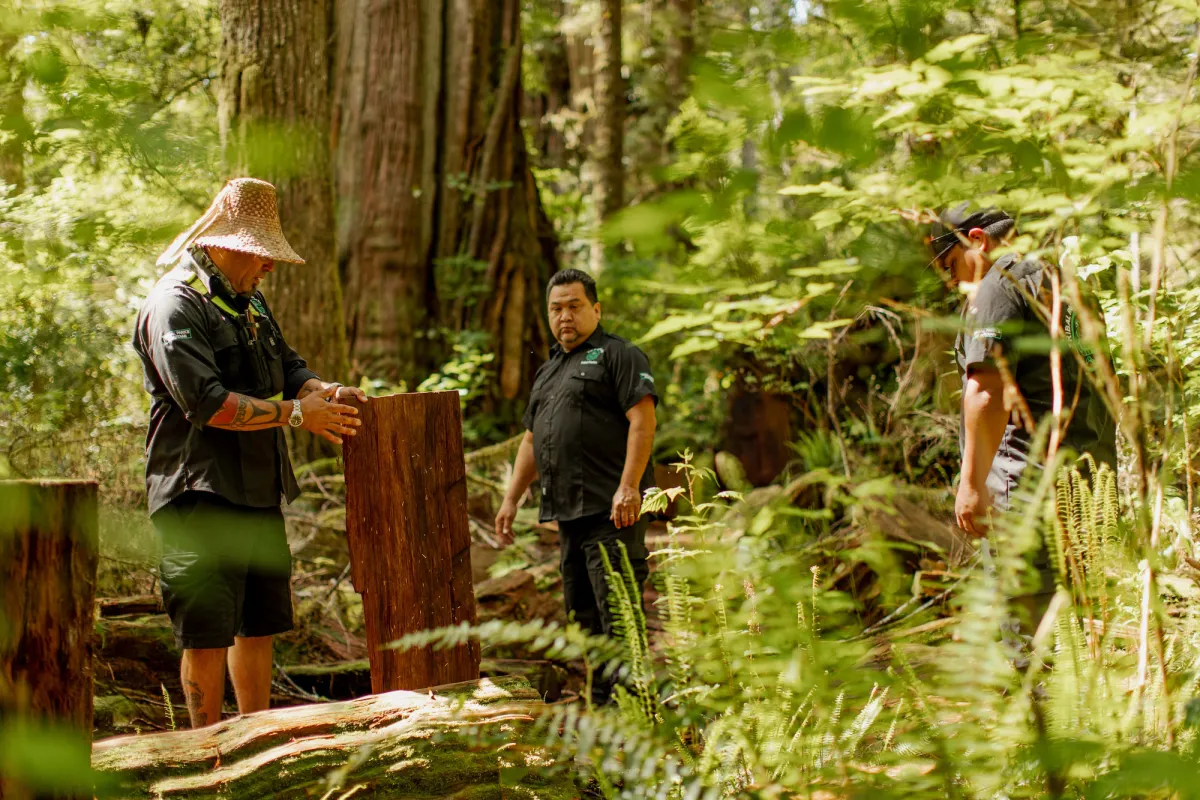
left=955, top=255, right=1117, bottom=509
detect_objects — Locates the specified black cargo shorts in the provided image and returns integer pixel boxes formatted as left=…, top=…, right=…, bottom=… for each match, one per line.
left=151, top=490, right=294, bottom=650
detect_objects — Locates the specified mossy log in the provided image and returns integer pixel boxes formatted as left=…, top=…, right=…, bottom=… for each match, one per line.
left=283, top=658, right=566, bottom=702
left=97, top=595, right=163, bottom=618
left=91, top=676, right=573, bottom=799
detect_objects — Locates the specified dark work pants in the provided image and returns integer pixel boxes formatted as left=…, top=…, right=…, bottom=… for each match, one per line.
left=557, top=512, right=650, bottom=703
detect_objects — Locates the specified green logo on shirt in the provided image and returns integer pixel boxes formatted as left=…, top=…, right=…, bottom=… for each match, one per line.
left=250, top=297, right=267, bottom=316
left=162, top=328, right=192, bottom=344
left=640, top=372, right=654, bottom=384
left=583, top=348, right=604, bottom=364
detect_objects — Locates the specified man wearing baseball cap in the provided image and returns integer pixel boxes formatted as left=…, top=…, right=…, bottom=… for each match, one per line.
left=134, top=178, right=367, bottom=728
left=930, top=203, right=1116, bottom=536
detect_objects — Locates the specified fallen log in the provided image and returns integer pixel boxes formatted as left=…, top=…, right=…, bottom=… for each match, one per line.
left=282, top=658, right=567, bottom=702
left=92, top=676, right=573, bottom=799
left=97, top=595, right=163, bottom=618
left=868, top=496, right=973, bottom=567
left=474, top=566, right=563, bottom=626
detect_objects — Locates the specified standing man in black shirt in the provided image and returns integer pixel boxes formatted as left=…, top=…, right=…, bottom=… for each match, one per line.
left=495, top=269, right=658, bottom=702
left=929, top=204, right=1116, bottom=536
left=134, top=178, right=367, bottom=728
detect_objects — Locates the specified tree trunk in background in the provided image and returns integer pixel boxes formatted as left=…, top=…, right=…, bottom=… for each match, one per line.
left=335, top=0, right=557, bottom=404
left=1, top=480, right=98, bottom=800
left=523, top=0, right=573, bottom=171
left=589, top=0, right=625, bottom=273
left=217, top=0, right=350, bottom=461
left=565, top=25, right=595, bottom=148
left=665, top=0, right=696, bottom=109
left=333, top=0, right=431, bottom=386
left=0, top=35, right=28, bottom=191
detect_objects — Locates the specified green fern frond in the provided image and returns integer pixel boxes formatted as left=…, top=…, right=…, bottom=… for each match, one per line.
left=599, top=540, right=662, bottom=724
left=386, top=618, right=625, bottom=671
left=161, top=683, right=176, bottom=731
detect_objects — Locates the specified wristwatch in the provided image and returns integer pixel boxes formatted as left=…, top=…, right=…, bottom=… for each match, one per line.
left=288, top=399, right=303, bottom=428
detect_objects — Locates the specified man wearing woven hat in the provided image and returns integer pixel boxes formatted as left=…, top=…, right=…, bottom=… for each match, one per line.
left=928, top=203, right=1116, bottom=537
left=134, top=178, right=366, bottom=728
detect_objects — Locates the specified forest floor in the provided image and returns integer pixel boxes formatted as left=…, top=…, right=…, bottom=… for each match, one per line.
left=91, top=505, right=668, bottom=739
left=87, top=436, right=982, bottom=742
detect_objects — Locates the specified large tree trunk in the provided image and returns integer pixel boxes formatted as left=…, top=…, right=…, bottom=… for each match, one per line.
left=523, top=0, right=574, bottom=171
left=589, top=0, right=625, bottom=273
left=217, top=0, right=350, bottom=460
left=665, top=0, right=696, bottom=108
left=92, top=676, right=573, bottom=799
left=332, top=0, right=432, bottom=385
left=335, top=0, right=557, bottom=404
left=0, top=480, right=99, bottom=800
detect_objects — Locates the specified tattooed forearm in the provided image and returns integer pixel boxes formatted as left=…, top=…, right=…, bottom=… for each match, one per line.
left=233, top=395, right=252, bottom=424
left=207, top=392, right=288, bottom=430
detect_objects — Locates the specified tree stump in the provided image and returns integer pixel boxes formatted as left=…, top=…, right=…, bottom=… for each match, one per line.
left=721, top=390, right=793, bottom=487
left=0, top=479, right=99, bottom=799
left=342, top=391, right=480, bottom=692
left=92, top=676, right=574, bottom=799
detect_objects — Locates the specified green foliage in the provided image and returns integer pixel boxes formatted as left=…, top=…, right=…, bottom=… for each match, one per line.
left=0, top=0, right=219, bottom=491
left=395, top=455, right=1200, bottom=798
left=7, top=1, right=1200, bottom=794
left=0, top=718, right=112, bottom=796
left=160, top=683, right=176, bottom=731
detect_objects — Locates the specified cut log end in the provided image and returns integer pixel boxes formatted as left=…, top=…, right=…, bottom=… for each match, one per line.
left=342, top=392, right=480, bottom=692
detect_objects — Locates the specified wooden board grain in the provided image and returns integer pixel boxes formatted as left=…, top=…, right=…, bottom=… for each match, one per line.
left=342, top=392, right=480, bottom=692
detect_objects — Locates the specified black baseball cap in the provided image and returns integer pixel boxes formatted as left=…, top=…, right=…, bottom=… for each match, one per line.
left=928, top=203, right=1014, bottom=263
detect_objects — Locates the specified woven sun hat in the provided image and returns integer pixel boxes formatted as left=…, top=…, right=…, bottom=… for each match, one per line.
left=156, top=178, right=305, bottom=267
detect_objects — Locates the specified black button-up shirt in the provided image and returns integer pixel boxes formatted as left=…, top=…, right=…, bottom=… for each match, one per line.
left=133, top=249, right=319, bottom=515
left=522, top=325, right=658, bottom=523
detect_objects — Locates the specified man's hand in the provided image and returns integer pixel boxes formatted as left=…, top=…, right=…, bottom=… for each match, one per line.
left=955, top=479, right=992, bottom=537
left=495, top=432, right=537, bottom=547
left=611, top=483, right=641, bottom=530
left=333, top=384, right=369, bottom=403
left=300, top=380, right=369, bottom=404
left=495, top=498, right=518, bottom=546
left=299, top=385, right=362, bottom=444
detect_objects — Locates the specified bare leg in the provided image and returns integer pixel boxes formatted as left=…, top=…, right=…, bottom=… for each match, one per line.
left=181, top=648, right=227, bottom=729
left=228, top=635, right=274, bottom=715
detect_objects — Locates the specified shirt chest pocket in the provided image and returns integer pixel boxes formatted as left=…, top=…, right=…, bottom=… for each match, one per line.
left=568, top=368, right=611, bottom=407
left=211, top=322, right=246, bottom=389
